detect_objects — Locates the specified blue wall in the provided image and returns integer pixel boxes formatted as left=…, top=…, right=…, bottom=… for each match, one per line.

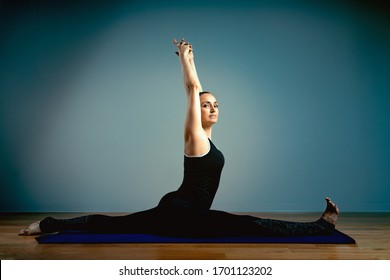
left=1, top=0, right=389, bottom=212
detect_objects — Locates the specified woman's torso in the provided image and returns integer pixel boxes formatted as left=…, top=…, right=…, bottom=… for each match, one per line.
left=158, top=139, right=225, bottom=212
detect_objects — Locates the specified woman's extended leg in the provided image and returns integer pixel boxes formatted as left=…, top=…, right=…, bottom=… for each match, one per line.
left=192, top=197, right=339, bottom=237
left=19, top=207, right=163, bottom=235
left=19, top=190, right=194, bottom=235
left=251, top=197, right=339, bottom=236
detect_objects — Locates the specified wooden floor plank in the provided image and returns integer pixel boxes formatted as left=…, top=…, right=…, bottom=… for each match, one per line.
left=1, top=212, right=389, bottom=260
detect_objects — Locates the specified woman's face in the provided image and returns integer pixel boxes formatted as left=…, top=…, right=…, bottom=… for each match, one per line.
left=200, top=93, right=219, bottom=127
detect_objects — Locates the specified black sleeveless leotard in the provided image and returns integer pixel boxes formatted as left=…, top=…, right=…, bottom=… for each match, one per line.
left=158, top=138, right=225, bottom=212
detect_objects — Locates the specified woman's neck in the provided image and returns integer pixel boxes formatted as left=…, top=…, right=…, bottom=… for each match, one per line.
left=204, top=127, right=212, bottom=139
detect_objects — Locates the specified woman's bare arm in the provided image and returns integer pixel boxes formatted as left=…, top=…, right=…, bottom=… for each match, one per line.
left=174, top=38, right=209, bottom=156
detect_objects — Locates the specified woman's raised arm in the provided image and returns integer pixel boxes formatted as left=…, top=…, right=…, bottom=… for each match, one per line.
left=174, top=38, right=209, bottom=156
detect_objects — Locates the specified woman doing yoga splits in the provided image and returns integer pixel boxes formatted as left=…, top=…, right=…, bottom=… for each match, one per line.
left=20, top=39, right=339, bottom=237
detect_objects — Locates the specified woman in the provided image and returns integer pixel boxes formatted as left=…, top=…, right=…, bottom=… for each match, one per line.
left=20, top=39, right=339, bottom=237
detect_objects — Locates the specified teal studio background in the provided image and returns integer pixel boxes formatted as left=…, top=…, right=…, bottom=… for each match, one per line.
left=1, top=0, right=389, bottom=212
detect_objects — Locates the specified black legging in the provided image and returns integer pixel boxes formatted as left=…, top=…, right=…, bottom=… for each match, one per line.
left=39, top=192, right=335, bottom=237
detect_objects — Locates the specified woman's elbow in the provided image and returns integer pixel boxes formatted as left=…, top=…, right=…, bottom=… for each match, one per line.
left=186, top=83, right=200, bottom=93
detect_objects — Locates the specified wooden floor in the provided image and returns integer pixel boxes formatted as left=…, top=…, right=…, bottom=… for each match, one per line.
left=1, top=212, right=389, bottom=260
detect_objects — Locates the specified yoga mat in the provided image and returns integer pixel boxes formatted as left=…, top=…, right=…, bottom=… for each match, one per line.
left=36, top=229, right=355, bottom=244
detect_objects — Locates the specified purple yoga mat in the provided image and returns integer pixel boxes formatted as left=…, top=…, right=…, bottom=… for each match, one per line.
left=36, top=229, right=356, bottom=244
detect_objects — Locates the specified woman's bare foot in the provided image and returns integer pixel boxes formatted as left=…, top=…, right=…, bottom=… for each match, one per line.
left=321, top=197, right=339, bottom=226
left=19, top=221, right=42, bottom=236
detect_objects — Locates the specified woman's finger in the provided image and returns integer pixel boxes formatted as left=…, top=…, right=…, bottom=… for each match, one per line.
left=173, top=38, right=181, bottom=47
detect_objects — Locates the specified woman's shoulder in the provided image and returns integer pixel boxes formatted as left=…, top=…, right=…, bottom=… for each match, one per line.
left=184, top=133, right=210, bottom=157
